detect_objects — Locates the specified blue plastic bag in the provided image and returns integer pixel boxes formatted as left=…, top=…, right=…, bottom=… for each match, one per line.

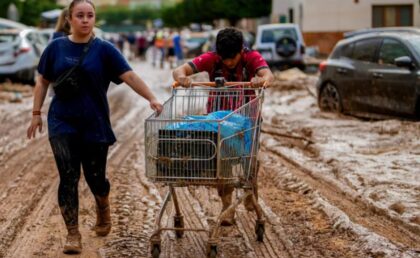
left=166, top=111, right=253, bottom=157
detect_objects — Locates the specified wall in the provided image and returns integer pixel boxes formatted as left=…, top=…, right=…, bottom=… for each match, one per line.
left=299, top=0, right=419, bottom=32
left=271, top=0, right=419, bottom=54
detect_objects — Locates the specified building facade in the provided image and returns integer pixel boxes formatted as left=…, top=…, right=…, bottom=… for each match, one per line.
left=271, top=0, right=419, bottom=54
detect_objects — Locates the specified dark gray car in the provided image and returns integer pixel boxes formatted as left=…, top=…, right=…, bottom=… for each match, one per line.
left=316, top=31, right=420, bottom=119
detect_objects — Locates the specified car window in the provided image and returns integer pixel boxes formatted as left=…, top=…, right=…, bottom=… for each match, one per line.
left=378, top=39, right=410, bottom=65
left=352, top=38, right=381, bottom=62
left=333, top=43, right=354, bottom=58
left=26, top=32, right=36, bottom=44
left=261, top=28, right=298, bottom=43
left=0, top=34, right=17, bottom=43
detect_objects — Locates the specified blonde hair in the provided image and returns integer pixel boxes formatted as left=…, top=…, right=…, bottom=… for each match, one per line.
left=55, top=8, right=70, bottom=35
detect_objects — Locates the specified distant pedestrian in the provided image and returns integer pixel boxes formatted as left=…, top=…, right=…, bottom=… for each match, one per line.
left=154, top=30, right=165, bottom=69
left=136, top=32, right=147, bottom=60
left=172, top=30, right=184, bottom=66
left=166, top=30, right=175, bottom=68
left=26, top=0, right=162, bottom=254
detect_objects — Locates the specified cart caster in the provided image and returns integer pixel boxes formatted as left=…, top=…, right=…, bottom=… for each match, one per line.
left=151, top=243, right=161, bottom=258
left=174, top=215, right=184, bottom=238
left=207, top=244, right=217, bottom=258
left=255, top=220, right=265, bottom=242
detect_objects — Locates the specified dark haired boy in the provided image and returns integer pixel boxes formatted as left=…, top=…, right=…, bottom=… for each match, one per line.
left=173, top=27, right=274, bottom=226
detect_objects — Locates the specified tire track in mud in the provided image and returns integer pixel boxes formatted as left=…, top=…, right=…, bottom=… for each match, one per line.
left=259, top=139, right=420, bottom=256
left=257, top=154, right=372, bottom=257
left=158, top=185, right=290, bottom=258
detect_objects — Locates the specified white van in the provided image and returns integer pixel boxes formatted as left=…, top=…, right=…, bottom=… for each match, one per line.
left=255, top=23, right=306, bottom=70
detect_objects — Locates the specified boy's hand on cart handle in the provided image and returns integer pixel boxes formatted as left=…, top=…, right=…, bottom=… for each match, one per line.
left=174, top=77, right=192, bottom=88
left=251, top=77, right=266, bottom=88
left=150, top=100, right=163, bottom=115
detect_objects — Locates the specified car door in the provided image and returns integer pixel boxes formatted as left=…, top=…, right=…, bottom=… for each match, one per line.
left=348, top=38, right=382, bottom=112
left=330, top=42, right=356, bottom=111
left=369, top=38, right=417, bottom=115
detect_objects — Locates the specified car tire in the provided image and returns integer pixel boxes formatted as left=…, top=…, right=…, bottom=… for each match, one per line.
left=275, top=36, right=297, bottom=58
left=319, top=83, right=343, bottom=113
left=22, top=68, right=36, bottom=86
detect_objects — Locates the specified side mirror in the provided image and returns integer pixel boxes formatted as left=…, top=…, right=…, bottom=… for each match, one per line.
left=394, top=56, right=415, bottom=70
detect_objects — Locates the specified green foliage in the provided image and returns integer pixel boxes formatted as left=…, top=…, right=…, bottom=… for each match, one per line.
left=96, top=5, right=160, bottom=26
left=161, top=0, right=271, bottom=27
left=0, top=0, right=60, bottom=26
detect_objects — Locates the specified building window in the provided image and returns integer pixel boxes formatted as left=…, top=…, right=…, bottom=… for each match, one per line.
left=288, top=8, right=294, bottom=23
left=372, top=5, right=413, bottom=27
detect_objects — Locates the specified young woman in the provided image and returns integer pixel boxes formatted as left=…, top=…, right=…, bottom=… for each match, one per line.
left=26, top=0, right=162, bottom=254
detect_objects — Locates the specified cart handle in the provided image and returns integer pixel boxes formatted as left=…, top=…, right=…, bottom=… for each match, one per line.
left=172, top=81, right=254, bottom=88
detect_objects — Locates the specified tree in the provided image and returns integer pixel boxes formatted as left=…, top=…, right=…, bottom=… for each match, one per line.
left=0, top=0, right=60, bottom=26
left=161, top=0, right=271, bottom=27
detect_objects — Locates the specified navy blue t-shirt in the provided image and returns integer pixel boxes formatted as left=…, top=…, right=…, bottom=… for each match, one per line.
left=38, top=37, right=132, bottom=144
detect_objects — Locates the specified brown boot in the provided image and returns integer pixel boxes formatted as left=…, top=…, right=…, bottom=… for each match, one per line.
left=93, top=195, right=111, bottom=236
left=218, top=186, right=235, bottom=226
left=63, top=225, right=82, bottom=254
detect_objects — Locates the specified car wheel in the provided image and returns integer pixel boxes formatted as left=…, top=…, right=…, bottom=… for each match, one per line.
left=319, top=83, right=342, bottom=113
left=275, top=36, right=297, bottom=58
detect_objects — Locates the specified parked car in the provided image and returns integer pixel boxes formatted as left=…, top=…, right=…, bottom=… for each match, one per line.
left=184, top=32, right=209, bottom=58
left=0, top=28, right=47, bottom=85
left=255, top=23, right=306, bottom=70
left=0, top=18, right=27, bottom=30
left=317, top=31, right=420, bottom=119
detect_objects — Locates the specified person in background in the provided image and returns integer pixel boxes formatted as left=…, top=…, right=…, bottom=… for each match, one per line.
left=172, top=29, right=184, bottom=66
left=153, top=30, right=165, bottom=69
left=52, top=7, right=71, bottom=40
left=166, top=30, right=176, bottom=69
left=136, top=32, right=147, bottom=60
left=26, top=0, right=163, bottom=254
left=172, top=27, right=274, bottom=226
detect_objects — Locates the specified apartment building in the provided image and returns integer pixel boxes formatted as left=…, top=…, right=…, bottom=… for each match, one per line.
left=271, top=0, right=419, bottom=54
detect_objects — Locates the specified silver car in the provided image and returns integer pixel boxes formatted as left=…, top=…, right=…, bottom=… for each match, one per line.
left=0, top=28, right=47, bottom=85
left=255, top=23, right=306, bottom=70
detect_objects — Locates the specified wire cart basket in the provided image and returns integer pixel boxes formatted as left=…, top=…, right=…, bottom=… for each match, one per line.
left=145, top=81, right=265, bottom=257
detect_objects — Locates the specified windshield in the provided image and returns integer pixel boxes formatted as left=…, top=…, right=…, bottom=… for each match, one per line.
left=261, top=28, right=298, bottom=43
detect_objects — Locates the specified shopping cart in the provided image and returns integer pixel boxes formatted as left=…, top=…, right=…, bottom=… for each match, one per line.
left=145, top=80, right=265, bottom=258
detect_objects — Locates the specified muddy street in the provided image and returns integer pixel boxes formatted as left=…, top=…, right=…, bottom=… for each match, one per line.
left=0, top=62, right=419, bottom=258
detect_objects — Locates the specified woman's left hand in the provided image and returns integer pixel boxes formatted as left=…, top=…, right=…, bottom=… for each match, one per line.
left=150, top=99, right=163, bottom=115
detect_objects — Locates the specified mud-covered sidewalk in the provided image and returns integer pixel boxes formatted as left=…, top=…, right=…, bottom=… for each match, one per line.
left=0, top=63, right=418, bottom=258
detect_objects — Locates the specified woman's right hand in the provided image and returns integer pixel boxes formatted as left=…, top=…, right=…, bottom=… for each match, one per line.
left=27, top=115, right=43, bottom=139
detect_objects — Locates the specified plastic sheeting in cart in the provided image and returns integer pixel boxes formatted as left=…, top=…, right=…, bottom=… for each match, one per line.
left=165, top=111, right=253, bottom=157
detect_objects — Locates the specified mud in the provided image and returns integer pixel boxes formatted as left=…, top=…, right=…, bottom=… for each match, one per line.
left=0, top=63, right=419, bottom=258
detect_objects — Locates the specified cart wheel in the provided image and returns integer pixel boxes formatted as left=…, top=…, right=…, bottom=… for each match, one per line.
left=255, top=221, right=265, bottom=242
left=151, top=244, right=161, bottom=258
left=207, top=245, right=217, bottom=258
left=174, top=215, right=184, bottom=238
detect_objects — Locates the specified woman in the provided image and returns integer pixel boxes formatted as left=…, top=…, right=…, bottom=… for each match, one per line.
left=26, top=0, right=162, bottom=254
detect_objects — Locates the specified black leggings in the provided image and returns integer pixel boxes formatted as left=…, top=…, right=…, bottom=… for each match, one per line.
left=49, top=134, right=110, bottom=227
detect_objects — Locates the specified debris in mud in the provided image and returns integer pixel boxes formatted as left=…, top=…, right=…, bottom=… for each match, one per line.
left=271, top=68, right=317, bottom=96
left=389, top=202, right=406, bottom=215
left=409, top=215, right=420, bottom=225
left=0, top=82, right=32, bottom=102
